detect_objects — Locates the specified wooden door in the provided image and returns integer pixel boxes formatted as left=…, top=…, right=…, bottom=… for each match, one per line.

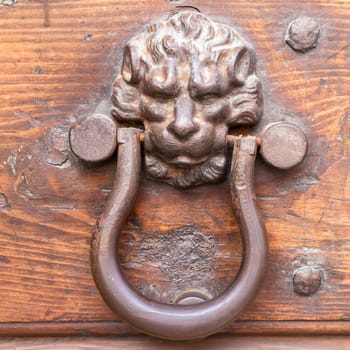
left=0, top=0, right=349, bottom=348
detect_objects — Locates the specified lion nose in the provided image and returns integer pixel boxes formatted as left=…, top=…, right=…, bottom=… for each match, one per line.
left=168, top=96, right=200, bottom=139
left=168, top=117, right=199, bottom=138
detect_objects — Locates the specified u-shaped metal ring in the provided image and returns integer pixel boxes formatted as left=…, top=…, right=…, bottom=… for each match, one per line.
left=91, top=127, right=268, bottom=340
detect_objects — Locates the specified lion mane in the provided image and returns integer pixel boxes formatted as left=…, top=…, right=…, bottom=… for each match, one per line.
left=112, top=9, right=262, bottom=128
left=111, top=8, right=263, bottom=187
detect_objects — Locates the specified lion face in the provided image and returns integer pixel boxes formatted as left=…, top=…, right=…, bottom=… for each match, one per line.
left=111, top=9, right=263, bottom=187
left=140, top=58, right=231, bottom=187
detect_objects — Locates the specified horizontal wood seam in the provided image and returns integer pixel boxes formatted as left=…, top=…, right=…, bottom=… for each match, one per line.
left=1, top=321, right=350, bottom=337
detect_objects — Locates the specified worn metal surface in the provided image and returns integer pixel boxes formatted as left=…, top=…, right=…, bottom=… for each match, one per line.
left=84, top=8, right=310, bottom=340
left=259, top=122, right=308, bottom=170
left=111, top=8, right=263, bottom=188
left=285, top=16, right=320, bottom=53
left=91, top=132, right=268, bottom=340
left=69, top=114, right=117, bottom=163
left=293, top=266, right=322, bottom=297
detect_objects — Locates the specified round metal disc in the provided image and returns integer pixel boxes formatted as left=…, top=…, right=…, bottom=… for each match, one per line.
left=260, top=122, right=307, bottom=169
left=69, top=114, right=117, bottom=163
left=174, top=289, right=210, bottom=305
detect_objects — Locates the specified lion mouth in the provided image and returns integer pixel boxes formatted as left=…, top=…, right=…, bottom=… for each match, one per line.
left=169, top=155, right=209, bottom=168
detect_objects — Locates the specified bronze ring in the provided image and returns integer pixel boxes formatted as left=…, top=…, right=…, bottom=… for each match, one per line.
left=91, top=128, right=268, bottom=340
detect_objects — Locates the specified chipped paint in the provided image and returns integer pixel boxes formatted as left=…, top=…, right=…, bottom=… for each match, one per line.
left=7, top=150, right=17, bottom=176
left=0, top=0, right=18, bottom=6
left=0, top=193, right=10, bottom=210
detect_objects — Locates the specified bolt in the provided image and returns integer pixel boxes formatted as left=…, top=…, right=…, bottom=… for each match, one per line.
left=259, top=122, right=307, bottom=169
left=69, top=114, right=117, bottom=163
left=293, top=266, right=321, bottom=296
left=286, top=16, right=320, bottom=53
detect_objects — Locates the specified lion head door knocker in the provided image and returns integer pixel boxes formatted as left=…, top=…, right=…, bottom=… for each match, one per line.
left=69, top=8, right=307, bottom=340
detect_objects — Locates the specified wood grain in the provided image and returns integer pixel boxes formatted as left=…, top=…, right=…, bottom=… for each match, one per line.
left=0, top=0, right=349, bottom=335
left=1, top=336, right=350, bottom=350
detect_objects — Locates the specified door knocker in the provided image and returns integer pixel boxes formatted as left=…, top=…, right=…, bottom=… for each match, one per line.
left=69, top=8, right=307, bottom=340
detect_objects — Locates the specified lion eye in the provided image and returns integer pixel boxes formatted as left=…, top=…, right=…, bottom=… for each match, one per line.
left=196, top=94, right=219, bottom=105
left=154, top=94, right=173, bottom=103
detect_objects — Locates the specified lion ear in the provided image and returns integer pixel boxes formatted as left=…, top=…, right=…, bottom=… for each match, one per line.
left=228, top=46, right=255, bottom=86
left=227, top=74, right=263, bottom=127
left=121, top=44, right=140, bottom=84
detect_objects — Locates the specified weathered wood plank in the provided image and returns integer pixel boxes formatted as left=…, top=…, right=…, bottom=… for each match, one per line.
left=0, top=0, right=349, bottom=333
